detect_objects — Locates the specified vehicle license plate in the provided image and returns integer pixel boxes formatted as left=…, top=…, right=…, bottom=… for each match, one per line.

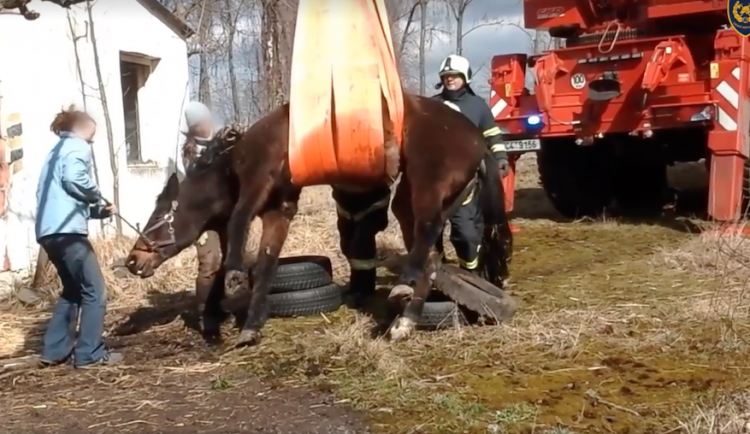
left=504, top=139, right=541, bottom=152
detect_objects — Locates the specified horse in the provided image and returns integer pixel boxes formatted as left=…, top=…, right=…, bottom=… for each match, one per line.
left=126, top=94, right=513, bottom=346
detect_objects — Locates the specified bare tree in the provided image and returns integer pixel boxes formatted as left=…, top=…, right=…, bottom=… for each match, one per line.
left=396, top=1, right=420, bottom=59
left=444, top=0, right=509, bottom=55
left=255, top=0, right=294, bottom=113
left=220, top=0, right=242, bottom=121
left=531, top=29, right=559, bottom=54
left=196, top=1, right=214, bottom=104
left=166, top=0, right=452, bottom=116
left=275, top=0, right=297, bottom=106
left=65, top=11, right=105, bottom=232
left=393, top=0, right=450, bottom=90
left=86, top=0, right=121, bottom=235
left=418, top=0, right=427, bottom=94
left=446, top=0, right=470, bottom=54
left=259, top=0, right=283, bottom=112
left=0, top=0, right=87, bottom=20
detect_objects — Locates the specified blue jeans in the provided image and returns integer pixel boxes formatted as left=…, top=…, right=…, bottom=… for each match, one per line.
left=39, top=234, right=107, bottom=366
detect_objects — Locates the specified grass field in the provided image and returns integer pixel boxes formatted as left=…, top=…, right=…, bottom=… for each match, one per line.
left=1, top=155, right=748, bottom=434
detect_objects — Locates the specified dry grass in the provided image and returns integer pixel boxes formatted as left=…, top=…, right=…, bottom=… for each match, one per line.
left=677, top=392, right=750, bottom=434
left=2, top=156, right=750, bottom=433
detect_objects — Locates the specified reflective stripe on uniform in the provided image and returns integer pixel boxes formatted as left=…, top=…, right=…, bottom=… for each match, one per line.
left=336, top=196, right=390, bottom=221
left=458, top=245, right=481, bottom=269
left=443, top=100, right=461, bottom=112
left=483, top=126, right=501, bottom=137
left=461, top=187, right=474, bottom=206
left=491, top=143, right=507, bottom=153
left=460, top=177, right=479, bottom=206
left=458, top=256, right=479, bottom=270
left=349, top=258, right=380, bottom=270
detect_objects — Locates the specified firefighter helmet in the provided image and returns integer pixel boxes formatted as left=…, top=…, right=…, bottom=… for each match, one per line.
left=438, top=54, right=472, bottom=84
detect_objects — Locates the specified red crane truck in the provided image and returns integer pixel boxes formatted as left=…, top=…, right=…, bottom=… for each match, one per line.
left=492, top=0, right=749, bottom=220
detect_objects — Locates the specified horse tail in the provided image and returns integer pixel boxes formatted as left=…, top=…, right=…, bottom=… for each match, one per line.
left=477, top=153, right=512, bottom=287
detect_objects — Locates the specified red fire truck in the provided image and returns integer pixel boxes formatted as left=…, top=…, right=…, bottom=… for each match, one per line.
left=492, top=0, right=748, bottom=220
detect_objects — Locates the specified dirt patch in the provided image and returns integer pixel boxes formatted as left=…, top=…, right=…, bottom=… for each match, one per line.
left=0, top=317, right=369, bottom=434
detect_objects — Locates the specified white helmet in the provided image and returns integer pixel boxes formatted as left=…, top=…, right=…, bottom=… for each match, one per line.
left=184, top=101, right=212, bottom=128
left=439, top=54, right=472, bottom=84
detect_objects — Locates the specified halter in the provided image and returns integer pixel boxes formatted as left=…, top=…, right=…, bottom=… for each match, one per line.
left=132, top=200, right=179, bottom=255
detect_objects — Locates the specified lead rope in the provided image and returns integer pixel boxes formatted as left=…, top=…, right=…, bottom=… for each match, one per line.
left=110, top=210, right=153, bottom=243
left=98, top=196, right=152, bottom=243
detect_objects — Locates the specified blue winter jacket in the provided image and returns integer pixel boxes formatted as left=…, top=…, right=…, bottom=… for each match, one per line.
left=35, top=132, right=108, bottom=240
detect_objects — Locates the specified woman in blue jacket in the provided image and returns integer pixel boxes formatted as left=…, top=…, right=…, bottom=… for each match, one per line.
left=35, top=107, right=120, bottom=369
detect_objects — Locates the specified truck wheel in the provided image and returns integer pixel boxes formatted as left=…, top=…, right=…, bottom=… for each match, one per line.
left=537, top=139, right=614, bottom=218
left=612, top=161, right=668, bottom=216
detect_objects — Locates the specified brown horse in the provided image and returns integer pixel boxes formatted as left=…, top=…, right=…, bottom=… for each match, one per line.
left=126, top=94, right=512, bottom=346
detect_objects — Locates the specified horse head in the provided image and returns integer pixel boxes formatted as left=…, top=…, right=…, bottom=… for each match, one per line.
left=125, top=127, right=241, bottom=277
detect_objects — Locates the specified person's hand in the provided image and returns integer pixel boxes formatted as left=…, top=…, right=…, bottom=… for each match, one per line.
left=495, top=153, right=511, bottom=178
left=101, top=202, right=117, bottom=217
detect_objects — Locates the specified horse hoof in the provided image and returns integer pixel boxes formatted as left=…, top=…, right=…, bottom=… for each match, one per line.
left=224, top=270, right=247, bottom=298
left=389, top=317, right=415, bottom=342
left=201, top=315, right=223, bottom=337
left=234, top=329, right=261, bottom=348
left=344, top=292, right=370, bottom=310
left=388, top=284, right=414, bottom=302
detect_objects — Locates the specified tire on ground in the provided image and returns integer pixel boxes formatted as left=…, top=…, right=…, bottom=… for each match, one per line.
left=537, top=138, right=615, bottom=218
left=417, top=301, right=472, bottom=330
left=271, top=255, right=333, bottom=293
left=268, top=283, right=342, bottom=317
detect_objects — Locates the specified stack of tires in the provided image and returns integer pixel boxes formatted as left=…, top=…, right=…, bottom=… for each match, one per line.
left=267, top=255, right=473, bottom=329
left=267, top=256, right=343, bottom=317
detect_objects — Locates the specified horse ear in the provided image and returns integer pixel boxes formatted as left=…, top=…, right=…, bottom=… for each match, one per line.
left=166, top=173, right=180, bottom=198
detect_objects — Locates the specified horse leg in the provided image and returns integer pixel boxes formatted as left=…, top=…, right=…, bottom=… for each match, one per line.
left=476, top=155, right=513, bottom=286
left=333, top=187, right=391, bottom=308
left=235, top=200, right=298, bottom=347
left=223, top=183, right=275, bottom=297
left=199, top=228, right=229, bottom=341
left=389, top=178, right=445, bottom=341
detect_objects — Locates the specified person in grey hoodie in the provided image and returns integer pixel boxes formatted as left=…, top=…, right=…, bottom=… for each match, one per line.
left=35, top=107, right=121, bottom=368
left=171, top=101, right=224, bottom=332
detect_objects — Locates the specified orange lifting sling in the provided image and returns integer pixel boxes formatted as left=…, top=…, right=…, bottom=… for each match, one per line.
left=288, top=0, right=404, bottom=187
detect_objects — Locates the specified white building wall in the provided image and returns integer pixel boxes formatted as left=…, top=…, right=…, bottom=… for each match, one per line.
left=0, top=0, right=190, bottom=274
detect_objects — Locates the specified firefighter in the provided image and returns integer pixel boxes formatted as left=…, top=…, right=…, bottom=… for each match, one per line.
left=174, top=101, right=223, bottom=329
left=433, top=54, right=509, bottom=272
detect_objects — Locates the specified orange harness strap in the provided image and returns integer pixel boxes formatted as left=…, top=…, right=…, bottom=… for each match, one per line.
left=288, top=0, right=404, bottom=187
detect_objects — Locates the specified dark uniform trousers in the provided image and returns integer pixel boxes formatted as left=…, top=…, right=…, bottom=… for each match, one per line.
left=436, top=185, right=482, bottom=270
left=332, top=186, right=391, bottom=305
